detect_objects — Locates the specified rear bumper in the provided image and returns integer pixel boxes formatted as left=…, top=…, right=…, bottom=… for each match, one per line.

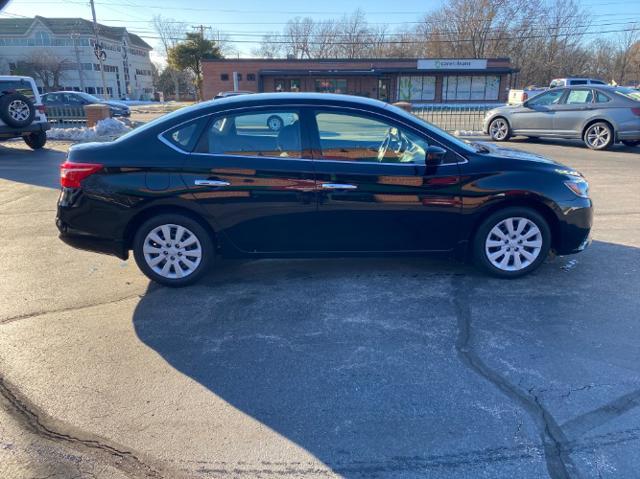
left=0, top=122, right=50, bottom=139
left=57, top=217, right=129, bottom=260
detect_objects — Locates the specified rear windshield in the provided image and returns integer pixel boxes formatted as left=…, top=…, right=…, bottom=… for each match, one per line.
left=0, top=80, right=36, bottom=100
left=614, top=87, right=640, bottom=102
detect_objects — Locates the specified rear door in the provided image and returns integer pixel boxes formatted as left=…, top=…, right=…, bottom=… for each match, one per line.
left=308, top=109, right=462, bottom=252
left=181, top=107, right=319, bottom=253
left=510, top=89, right=565, bottom=134
left=552, top=88, right=594, bottom=135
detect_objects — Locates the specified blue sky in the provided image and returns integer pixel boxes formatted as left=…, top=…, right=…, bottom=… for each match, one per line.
left=2, top=0, right=639, bottom=62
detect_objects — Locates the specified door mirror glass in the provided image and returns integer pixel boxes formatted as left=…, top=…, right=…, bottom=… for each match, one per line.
left=425, top=145, right=447, bottom=165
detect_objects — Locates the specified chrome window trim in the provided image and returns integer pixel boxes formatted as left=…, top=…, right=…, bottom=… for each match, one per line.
left=157, top=102, right=468, bottom=164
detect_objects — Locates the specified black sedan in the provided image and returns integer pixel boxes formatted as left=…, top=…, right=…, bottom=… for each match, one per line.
left=57, top=93, right=593, bottom=286
left=42, top=91, right=131, bottom=117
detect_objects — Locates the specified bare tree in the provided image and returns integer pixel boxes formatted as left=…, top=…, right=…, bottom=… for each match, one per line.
left=15, top=51, right=70, bottom=91
left=152, top=15, right=188, bottom=100
left=614, top=23, right=640, bottom=84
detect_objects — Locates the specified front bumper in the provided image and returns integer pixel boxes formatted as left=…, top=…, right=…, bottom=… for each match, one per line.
left=0, top=121, right=50, bottom=139
left=554, top=201, right=593, bottom=255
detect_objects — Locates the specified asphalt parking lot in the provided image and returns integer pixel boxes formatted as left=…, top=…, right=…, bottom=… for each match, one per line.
left=1, top=136, right=639, bottom=479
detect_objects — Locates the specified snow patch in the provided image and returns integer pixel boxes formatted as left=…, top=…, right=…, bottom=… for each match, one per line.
left=454, top=130, right=484, bottom=137
left=47, top=117, right=131, bottom=141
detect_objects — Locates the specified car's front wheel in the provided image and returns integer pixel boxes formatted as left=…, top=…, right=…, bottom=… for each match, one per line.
left=488, top=117, right=511, bottom=141
left=583, top=122, right=613, bottom=150
left=474, top=207, right=551, bottom=278
left=133, top=214, right=214, bottom=287
left=23, top=130, right=47, bottom=149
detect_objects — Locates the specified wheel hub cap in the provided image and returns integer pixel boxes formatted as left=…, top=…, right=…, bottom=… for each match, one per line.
left=143, top=224, right=202, bottom=279
left=485, top=217, right=543, bottom=272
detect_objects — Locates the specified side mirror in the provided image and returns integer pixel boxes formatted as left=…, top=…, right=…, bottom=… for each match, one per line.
left=425, top=145, right=447, bottom=165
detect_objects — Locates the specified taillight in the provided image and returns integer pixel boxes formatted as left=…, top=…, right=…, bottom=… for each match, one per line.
left=37, top=104, right=46, bottom=113
left=60, top=162, right=103, bottom=188
left=631, top=107, right=640, bottom=116
left=522, top=92, right=528, bottom=101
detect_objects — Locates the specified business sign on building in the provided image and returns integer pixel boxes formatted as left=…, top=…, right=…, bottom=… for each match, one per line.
left=417, top=59, right=488, bottom=70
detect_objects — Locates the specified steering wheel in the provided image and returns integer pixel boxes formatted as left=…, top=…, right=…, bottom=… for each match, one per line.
left=377, top=127, right=406, bottom=162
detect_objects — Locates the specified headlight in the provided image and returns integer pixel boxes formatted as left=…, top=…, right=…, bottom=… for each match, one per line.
left=564, top=178, right=589, bottom=198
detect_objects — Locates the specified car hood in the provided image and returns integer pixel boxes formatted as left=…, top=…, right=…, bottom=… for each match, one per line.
left=475, top=141, right=563, bottom=166
left=103, top=100, right=129, bottom=109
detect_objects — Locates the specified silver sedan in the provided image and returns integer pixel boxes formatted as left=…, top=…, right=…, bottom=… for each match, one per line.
left=483, top=86, right=640, bottom=150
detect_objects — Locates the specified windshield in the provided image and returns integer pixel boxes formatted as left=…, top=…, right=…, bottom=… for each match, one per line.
left=614, top=87, right=640, bottom=101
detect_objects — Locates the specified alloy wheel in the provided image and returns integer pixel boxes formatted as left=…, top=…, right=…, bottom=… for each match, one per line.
left=142, top=224, right=202, bottom=279
left=485, top=217, right=543, bottom=272
left=489, top=119, right=509, bottom=140
left=585, top=124, right=611, bottom=149
left=9, top=99, right=30, bottom=121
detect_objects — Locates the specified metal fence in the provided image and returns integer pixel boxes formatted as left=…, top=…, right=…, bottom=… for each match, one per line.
left=411, top=105, right=497, bottom=133
left=46, top=106, right=87, bottom=128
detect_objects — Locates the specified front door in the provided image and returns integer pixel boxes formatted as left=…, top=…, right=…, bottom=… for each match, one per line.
left=510, top=89, right=565, bottom=134
left=308, top=109, right=462, bottom=252
left=181, top=108, right=318, bottom=253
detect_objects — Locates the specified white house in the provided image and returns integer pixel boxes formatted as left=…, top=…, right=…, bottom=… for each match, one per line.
left=0, top=16, right=154, bottom=100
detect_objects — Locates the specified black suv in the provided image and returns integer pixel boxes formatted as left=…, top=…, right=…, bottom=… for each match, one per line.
left=0, top=76, right=50, bottom=149
left=57, top=93, right=593, bottom=286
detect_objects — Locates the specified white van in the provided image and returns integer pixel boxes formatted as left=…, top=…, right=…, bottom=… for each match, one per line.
left=0, top=75, right=50, bottom=149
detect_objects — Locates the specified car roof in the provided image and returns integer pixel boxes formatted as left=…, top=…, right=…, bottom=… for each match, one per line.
left=209, top=92, right=389, bottom=109
left=0, top=75, right=35, bottom=82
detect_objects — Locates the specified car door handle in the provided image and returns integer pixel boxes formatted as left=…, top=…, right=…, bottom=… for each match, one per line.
left=194, top=179, right=230, bottom=187
left=321, top=183, right=357, bottom=190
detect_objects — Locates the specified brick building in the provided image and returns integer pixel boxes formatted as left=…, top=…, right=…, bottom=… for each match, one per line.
left=202, top=58, right=516, bottom=104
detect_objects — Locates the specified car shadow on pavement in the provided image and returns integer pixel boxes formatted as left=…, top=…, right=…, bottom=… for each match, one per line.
left=0, top=142, right=66, bottom=189
left=505, top=137, right=640, bottom=153
left=132, top=240, right=640, bottom=478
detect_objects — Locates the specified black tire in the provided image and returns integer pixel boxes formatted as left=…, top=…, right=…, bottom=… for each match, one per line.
left=23, top=130, right=47, bottom=149
left=583, top=122, right=614, bottom=150
left=473, top=207, right=551, bottom=278
left=0, top=93, right=35, bottom=128
left=622, top=140, right=640, bottom=147
left=488, top=117, right=511, bottom=142
left=132, top=213, right=214, bottom=287
left=266, top=115, right=284, bottom=132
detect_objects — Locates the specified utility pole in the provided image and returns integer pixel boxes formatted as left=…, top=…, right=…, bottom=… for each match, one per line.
left=192, top=24, right=211, bottom=39
left=89, top=0, right=109, bottom=99
left=71, top=27, right=85, bottom=92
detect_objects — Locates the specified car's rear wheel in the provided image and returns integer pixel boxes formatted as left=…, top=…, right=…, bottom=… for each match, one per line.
left=23, top=130, right=47, bottom=149
left=622, top=140, right=640, bottom=147
left=133, top=214, right=213, bottom=287
left=583, top=122, right=613, bottom=150
left=474, top=207, right=551, bottom=278
left=0, top=93, right=35, bottom=128
left=488, top=117, right=511, bottom=141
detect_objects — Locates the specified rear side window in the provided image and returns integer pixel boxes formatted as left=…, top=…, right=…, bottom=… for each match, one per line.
left=0, top=80, right=35, bottom=100
left=595, top=91, right=611, bottom=103
left=203, top=110, right=301, bottom=158
left=162, top=119, right=202, bottom=151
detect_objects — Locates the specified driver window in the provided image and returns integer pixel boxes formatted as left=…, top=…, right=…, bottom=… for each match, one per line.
left=527, top=89, right=564, bottom=106
left=315, top=112, right=429, bottom=164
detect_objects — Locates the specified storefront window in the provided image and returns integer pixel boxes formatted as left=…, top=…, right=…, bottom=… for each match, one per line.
left=290, top=79, right=301, bottom=92
left=443, top=75, right=500, bottom=101
left=315, top=79, right=347, bottom=94
left=397, top=76, right=436, bottom=101
left=275, top=79, right=286, bottom=92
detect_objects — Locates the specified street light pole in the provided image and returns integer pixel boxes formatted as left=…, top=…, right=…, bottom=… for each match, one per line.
left=89, top=0, right=109, bottom=99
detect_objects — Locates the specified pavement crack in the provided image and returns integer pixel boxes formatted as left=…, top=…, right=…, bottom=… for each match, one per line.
left=451, top=276, right=580, bottom=479
left=0, top=294, right=143, bottom=325
left=0, top=374, right=166, bottom=478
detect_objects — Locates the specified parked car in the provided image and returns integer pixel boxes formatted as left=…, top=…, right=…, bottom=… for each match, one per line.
left=57, top=93, right=593, bottom=286
left=485, top=85, right=640, bottom=149
left=0, top=75, right=50, bottom=149
left=213, top=90, right=254, bottom=99
left=41, top=91, right=130, bottom=117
